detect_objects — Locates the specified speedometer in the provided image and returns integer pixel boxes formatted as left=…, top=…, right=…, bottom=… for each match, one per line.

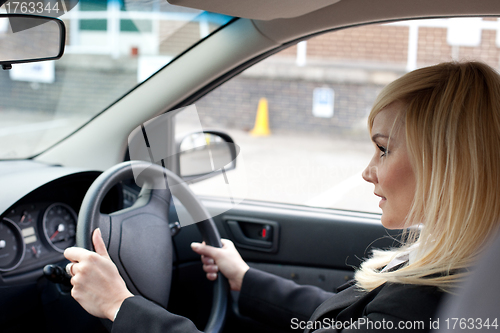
left=42, top=203, right=77, bottom=253
left=0, top=218, right=25, bottom=272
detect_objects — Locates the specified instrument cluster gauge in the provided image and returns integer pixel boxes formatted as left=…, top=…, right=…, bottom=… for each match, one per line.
left=0, top=218, right=25, bottom=272
left=42, top=203, right=77, bottom=253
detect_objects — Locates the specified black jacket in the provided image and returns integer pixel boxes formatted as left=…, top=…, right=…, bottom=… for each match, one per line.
left=112, top=268, right=445, bottom=332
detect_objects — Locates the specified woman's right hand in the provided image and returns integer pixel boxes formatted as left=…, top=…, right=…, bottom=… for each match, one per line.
left=191, top=239, right=249, bottom=291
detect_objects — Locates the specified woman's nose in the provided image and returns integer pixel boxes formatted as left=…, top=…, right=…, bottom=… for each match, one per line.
left=362, top=163, right=377, bottom=184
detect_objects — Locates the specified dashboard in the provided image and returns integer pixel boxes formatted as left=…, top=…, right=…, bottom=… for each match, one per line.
left=0, top=161, right=122, bottom=284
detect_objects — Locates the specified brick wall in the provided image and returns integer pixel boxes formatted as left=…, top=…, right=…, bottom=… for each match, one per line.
left=195, top=75, right=381, bottom=137
left=0, top=60, right=136, bottom=116
left=307, top=25, right=409, bottom=65
left=278, top=19, right=500, bottom=69
left=415, top=27, right=500, bottom=65
left=0, top=65, right=378, bottom=138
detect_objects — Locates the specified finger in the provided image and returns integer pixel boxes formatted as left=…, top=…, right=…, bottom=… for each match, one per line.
left=201, top=255, right=215, bottom=265
left=69, top=262, right=83, bottom=277
left=64, top=246, right=90, bottom=262
left=206, top=272, right=218, bottom=281
left=220, top=239, right=234, bottom=248
left=66, top=262, right=75, bottom=277
left=203, top=264, right=219, bottom=273
left=191, top=242, right=221, bottom=258
left=93, top=228, right=110, bottom=259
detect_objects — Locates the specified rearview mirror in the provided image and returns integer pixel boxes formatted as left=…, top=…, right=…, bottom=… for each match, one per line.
left=0, top=14, right=65, bottom=70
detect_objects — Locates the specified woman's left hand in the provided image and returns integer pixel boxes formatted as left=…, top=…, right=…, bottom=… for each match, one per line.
left=64, top=228, right=133, bottom=321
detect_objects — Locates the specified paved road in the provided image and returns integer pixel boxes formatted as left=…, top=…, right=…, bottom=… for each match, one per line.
left=178, top=123, right=381, bottom=214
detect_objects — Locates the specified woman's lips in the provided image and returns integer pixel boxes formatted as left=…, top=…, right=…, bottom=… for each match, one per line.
left=375, top=193, right=386, bottom=207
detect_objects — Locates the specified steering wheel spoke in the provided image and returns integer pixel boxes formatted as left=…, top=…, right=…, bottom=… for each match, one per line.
left=96, top=212, right=111, bottom=248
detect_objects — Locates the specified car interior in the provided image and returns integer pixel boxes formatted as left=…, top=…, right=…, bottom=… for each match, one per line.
left=1, top=0, right=499, bottom=332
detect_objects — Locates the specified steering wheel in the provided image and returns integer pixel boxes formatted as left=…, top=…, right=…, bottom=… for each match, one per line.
left=76, top=161, right=228, bottom=333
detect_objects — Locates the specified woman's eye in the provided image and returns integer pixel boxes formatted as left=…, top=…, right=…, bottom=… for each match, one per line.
left=377, top=144, right=387, bottom=157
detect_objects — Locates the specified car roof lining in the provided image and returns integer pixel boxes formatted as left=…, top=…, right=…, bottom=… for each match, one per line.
left=167, top=0, right=342, bottom=21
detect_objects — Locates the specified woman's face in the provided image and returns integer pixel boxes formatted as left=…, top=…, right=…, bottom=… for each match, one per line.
left=362, top=102, right=416, bottom=229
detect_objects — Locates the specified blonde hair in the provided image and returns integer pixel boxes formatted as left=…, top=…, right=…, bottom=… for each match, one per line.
left=355, top=62, right=500, bottom=292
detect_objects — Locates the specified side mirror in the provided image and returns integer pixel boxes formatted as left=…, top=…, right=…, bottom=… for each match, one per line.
left=177, top=131, right=239, bottom=183
left=0, top=14, right=65, bottom=70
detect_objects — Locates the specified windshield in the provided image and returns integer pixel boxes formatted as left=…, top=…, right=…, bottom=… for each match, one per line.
left=0, top=0, right=232, bottom=159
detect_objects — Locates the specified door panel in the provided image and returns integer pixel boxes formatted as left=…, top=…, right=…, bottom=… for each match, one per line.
left=174, top=197, right=394, bottom=271
left=170, top=197, right=397, bottom=332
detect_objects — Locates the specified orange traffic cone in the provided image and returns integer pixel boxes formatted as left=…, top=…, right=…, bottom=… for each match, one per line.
left=250, top=98, right=271, bottom=136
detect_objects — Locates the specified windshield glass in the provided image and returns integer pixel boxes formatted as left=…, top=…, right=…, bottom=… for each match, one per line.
left=0, top=0, right=232, bottom=159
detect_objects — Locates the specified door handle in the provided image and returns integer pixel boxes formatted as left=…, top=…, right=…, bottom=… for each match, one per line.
left=224, top=217, right=279, bottom=253
left=227, top=221, right=272, bottom=248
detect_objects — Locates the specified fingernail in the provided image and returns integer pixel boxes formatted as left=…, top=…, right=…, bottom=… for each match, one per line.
left=191, top=242, right=200, bottom=248
left=207, top=259, right=214, bottom=265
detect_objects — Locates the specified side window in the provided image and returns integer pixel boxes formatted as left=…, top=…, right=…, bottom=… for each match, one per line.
left=176, top=18, right=500, bottom=214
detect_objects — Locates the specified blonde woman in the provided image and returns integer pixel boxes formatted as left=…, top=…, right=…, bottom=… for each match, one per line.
left=65, top=61, right=500, bottom=332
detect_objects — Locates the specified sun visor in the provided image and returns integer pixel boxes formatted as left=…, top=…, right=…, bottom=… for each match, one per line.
left=167, top=0, right=341, bottom=20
